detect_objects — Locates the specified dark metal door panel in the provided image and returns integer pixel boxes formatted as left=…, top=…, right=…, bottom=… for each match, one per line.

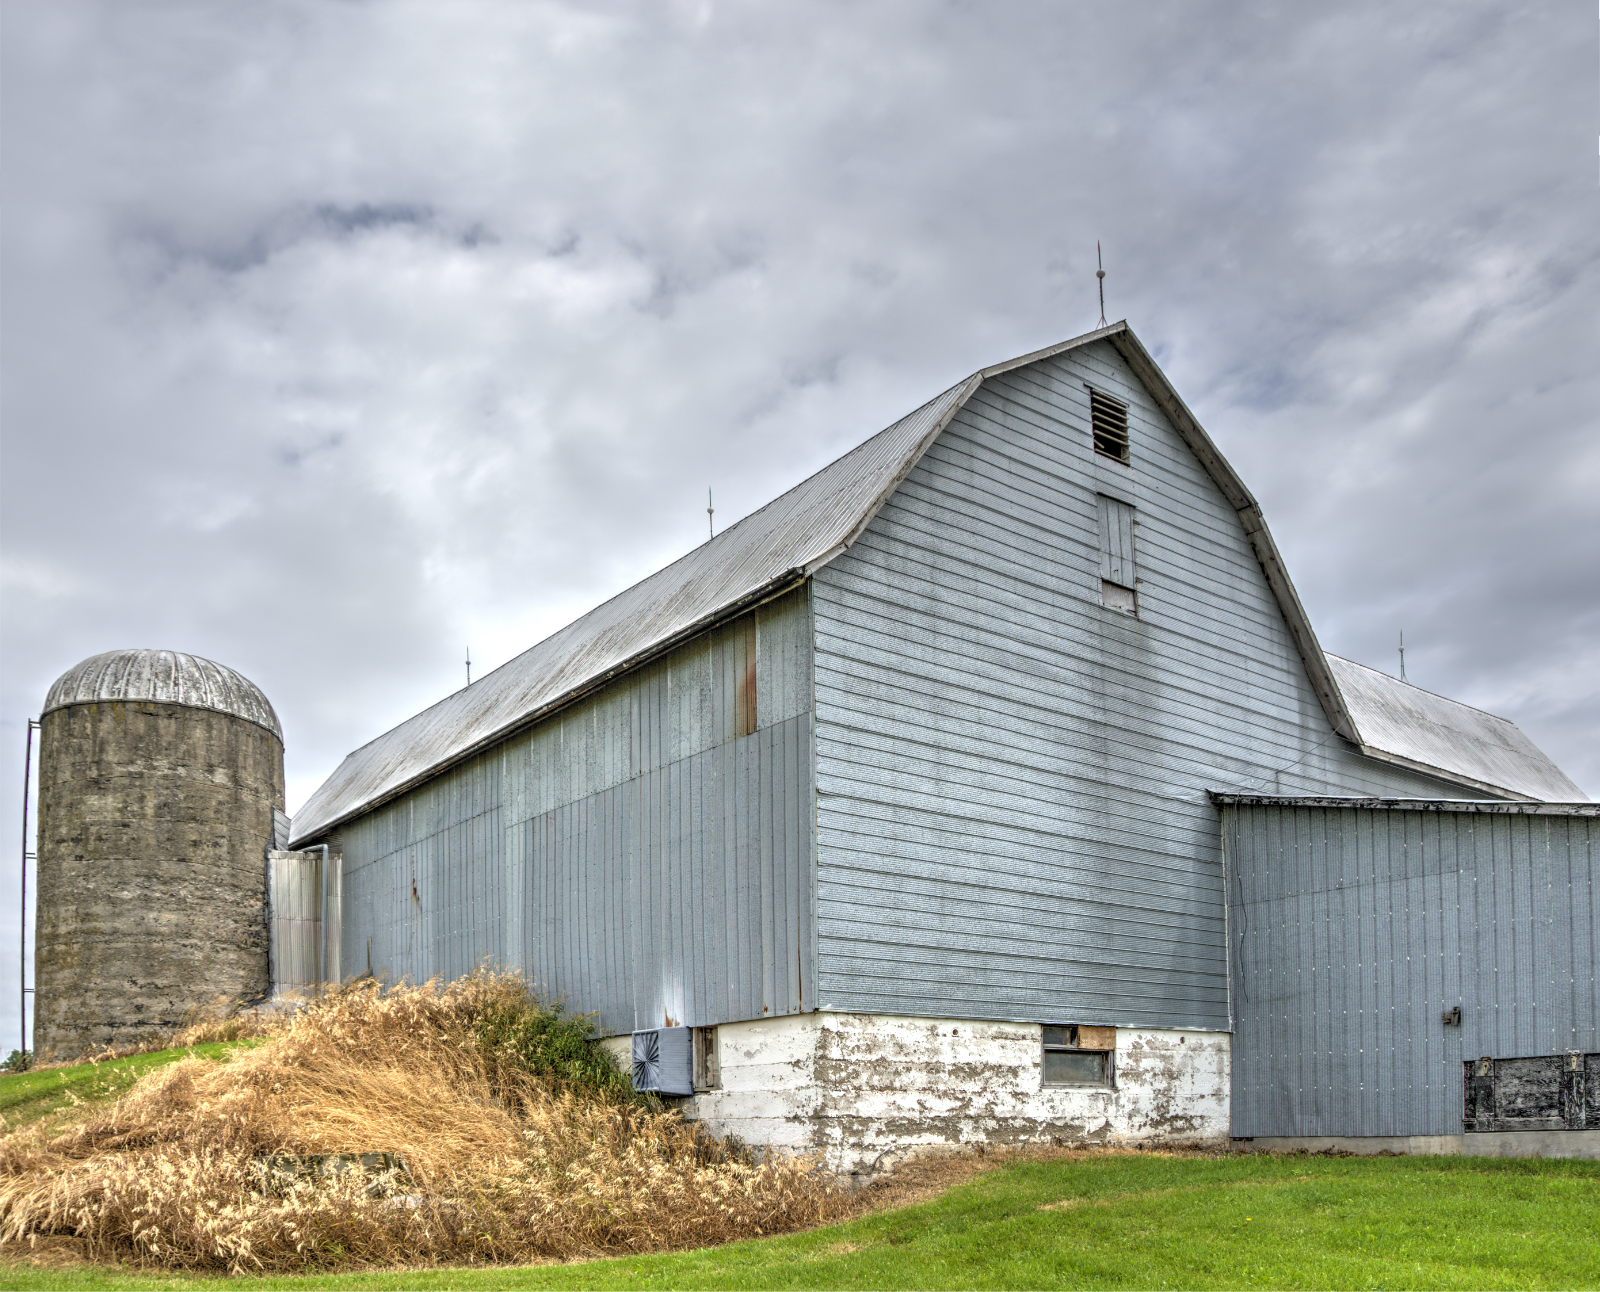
left=1464, top=1053, right=1595, bottom=1131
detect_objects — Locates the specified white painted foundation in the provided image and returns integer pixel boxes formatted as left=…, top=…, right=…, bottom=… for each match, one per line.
left=604, top=1012, right=1230, bottom=1173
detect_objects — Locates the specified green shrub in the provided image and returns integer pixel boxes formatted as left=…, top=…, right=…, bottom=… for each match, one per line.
left=1, top=1049, right=30, bottom=1073
left=452, top=972, right=635, bottom=1102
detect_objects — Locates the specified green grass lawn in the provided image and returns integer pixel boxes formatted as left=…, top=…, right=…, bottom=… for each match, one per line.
left=0, top=1041, right=261, bottom=1134
left=2, top=1150, right=1594, bottom=1291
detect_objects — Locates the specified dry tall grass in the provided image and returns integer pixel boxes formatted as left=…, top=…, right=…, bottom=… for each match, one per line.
left=0, top=975, right=838, bottom=1272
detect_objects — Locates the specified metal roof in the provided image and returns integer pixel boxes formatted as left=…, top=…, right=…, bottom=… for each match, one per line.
left=44, top=648, right=282, bottom=740
left=1325, top=655, right=1586, bottom=802
left=290, top=321, right=1584, bottom=843
left=288, top=375, right=976, bottom=844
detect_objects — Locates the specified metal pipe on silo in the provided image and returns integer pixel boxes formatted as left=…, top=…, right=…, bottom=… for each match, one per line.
left=318, top=844, right=329, bottom=994
left=19, top=718, right=39, bottom=1057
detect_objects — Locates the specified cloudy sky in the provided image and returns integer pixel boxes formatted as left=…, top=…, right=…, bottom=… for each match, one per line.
left=2, top=1, right=1595, bottom=1046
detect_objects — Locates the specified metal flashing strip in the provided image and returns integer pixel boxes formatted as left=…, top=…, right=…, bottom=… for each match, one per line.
left=1209, top=792, right=1598, bottom=816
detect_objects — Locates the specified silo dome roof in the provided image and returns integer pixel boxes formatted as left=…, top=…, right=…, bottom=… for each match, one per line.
left=43, top=649, right=282, bottom=740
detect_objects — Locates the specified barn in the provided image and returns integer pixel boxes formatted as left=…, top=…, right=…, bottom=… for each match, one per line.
left=286, top=322, right=1594, bottom=1170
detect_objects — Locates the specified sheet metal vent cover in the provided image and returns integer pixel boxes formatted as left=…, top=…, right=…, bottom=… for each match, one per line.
left=632, top=1026, right=694, bottom=1096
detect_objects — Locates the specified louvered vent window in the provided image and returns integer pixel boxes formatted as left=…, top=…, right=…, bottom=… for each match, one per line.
left=1089, top=388, right=1129, bottom=463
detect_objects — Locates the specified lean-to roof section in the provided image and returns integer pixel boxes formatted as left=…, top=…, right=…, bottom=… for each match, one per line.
left=1326, top=654, right=1587, bottom=802
left=288, top=376, right=976, bottom=844
left=291, top=321, right=1581, bottom=843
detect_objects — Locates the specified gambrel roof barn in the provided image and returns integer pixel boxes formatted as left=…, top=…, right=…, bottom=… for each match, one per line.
left=288, top=322, right=1593, bottom=1168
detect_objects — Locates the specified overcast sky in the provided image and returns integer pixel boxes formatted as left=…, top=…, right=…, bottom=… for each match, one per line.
left=3, top=0, right=1596, bottom=1048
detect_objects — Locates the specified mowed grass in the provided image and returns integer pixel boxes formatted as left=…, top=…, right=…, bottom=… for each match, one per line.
left=0, top=1042, right=261, bottom=1134
left=3, top=1150, right=1594, bottom=1291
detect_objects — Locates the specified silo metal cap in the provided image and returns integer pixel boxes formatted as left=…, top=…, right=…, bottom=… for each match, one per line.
left=43, top=649, right=282, bottom=740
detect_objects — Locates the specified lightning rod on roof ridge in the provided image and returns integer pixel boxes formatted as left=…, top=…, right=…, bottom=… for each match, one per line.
left=708, top=487, right=715, bottom=539
left=1399, top=631, right=1407, bottom=685
left=466, top=646, right=472, bottom=688
left=1096, top=241, right=1108, bottom=327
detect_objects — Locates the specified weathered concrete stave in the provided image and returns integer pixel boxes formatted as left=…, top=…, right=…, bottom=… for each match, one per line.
left=34, top=661, right=283, bottom=1059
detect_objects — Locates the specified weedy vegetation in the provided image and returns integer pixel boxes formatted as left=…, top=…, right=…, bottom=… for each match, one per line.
left=0, top=973, right=839, bottom=1274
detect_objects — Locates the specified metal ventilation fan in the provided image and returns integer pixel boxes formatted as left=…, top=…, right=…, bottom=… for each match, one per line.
left=631, top=1026, right=694, bottom=1095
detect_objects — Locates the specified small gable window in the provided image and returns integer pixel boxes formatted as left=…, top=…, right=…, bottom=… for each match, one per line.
left=1089, top=387, right=1129, bottom=463
left=1097, top=494, right=1138, bottom=614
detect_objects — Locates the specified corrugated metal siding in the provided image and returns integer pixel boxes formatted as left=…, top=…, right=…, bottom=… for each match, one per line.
left=338, top=587, right=815, bottom=1034
left=810, top=339, right=1472, bottom=1031
left=1225, top=801, right=1598, bottom=1137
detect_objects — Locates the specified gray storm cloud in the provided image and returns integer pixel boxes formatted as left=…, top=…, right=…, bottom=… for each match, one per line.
left=2, top=0, right=1596, bottom=1045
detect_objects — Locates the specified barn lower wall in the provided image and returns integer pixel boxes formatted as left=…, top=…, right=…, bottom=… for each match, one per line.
left=1225, top=801, right=1598, bottom=1139
left=605, top=1011, right=1230, bottom=1173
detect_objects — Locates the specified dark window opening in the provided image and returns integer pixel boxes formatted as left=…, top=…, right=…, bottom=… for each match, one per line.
left=693, top=1026, right=721, bottom=1092
left=1090, top=388, right=1129, bottom=463
left=1043, top=1024, right=1115, bottom=1087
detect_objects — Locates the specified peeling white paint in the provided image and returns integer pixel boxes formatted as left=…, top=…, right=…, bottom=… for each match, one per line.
left=612, top=1012, right=1230, bottom=1173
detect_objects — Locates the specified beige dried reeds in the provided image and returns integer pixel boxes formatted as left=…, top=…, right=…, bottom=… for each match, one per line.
left=0, top=974, right=838, bottom=1272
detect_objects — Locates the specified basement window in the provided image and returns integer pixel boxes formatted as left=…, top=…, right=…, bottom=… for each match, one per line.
left=693, top=1026, right=721, bottom=1092
left=1042, top=1025, right=1116, bottom=1087
left=1089, top=388, right=1130, bottom=463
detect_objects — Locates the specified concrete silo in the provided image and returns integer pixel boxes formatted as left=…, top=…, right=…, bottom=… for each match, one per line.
left=34, top=649, right=284, bottom=1059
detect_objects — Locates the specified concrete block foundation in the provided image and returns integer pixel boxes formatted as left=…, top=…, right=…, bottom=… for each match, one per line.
left=1234, top=1132, right=1600, bottom=1160
left=606, top=1011, right=1231, bottom=1173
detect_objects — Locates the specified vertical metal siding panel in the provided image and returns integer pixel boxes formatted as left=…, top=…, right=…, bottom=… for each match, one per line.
left=613, top=781, right=630, bottom=1027
left=1372, top=811, right=1396, bottom=1135
left=1440, top=814, right=1465, bottom=1134
left=731, top=739, right=755, bottom=1021
left=800, top=709, right=817, bottom=1015
left=1260, top=807, right=1285, bottom=1131
left=1417, top=815, right=1443, bottom=1134
left=1490, top=814, right=1515, bottom=1057
left=1545, top=818, right=1568, bottom=1052
left=1508, top=815, right=1532, bottom=1056
left=756, top=728, right=776, bottom=1017
left=783, top=714, right=802, bottom=1012
left=330, top=590, right=816, bottom=1036
left=1294, top=808, right=1317, bottom=1135
left=679, top=743, right=697, bottom=1025
left=1529, top=816, right=1552, bottom=1055
left=1554, top=817, right=1592, bottom=1053
left=1583, top=818, right=1593, bottom=1047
